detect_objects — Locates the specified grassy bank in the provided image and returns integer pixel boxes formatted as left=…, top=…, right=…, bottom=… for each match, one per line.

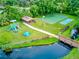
left=63, top=48, right=79, bottom=59
left=11, top=37, right=58, bottom=48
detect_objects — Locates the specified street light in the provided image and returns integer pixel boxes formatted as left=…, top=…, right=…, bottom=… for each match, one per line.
left=42, top=16, right=45, bottom=28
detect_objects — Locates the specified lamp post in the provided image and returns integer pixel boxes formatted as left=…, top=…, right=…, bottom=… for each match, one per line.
left=42, top=16, right=45, bottom=28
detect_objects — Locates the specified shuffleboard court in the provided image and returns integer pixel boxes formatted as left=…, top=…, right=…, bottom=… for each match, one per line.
left=39, top=14, right=67, bottom=24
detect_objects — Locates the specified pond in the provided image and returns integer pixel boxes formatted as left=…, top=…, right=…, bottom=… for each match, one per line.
left=0, top=42, right=72, bottom=59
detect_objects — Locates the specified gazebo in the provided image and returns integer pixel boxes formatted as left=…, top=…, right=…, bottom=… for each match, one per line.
left=22, top=16, right=36, bottom=23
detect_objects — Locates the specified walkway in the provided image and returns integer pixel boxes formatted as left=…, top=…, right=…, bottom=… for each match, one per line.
left=23, top=22, right=79, bottom=48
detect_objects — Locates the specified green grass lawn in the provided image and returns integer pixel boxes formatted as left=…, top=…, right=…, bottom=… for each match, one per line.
left=0, top=22, right=58, bottom=49
left=63, top=48, right=79, bottom=59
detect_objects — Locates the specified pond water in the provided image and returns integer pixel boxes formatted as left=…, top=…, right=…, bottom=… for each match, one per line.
left=0, top=42, right=72, bottom=59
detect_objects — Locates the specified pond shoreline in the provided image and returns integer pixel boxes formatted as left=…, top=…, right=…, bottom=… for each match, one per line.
left=0, top=41, right=73, bottom=59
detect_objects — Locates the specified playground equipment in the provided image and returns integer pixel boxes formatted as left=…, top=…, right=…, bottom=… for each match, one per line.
left=9, top=24, right=19, bottom=32
left=23, top=32, right=30, bottom=36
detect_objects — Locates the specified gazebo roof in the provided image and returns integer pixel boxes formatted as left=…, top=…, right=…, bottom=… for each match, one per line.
left=22, top=16, right=32, bottom=22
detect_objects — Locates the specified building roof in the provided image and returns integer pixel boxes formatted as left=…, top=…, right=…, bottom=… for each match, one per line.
left=0, top=5, right=4, bottom=8
left=10, top=20, right=16, bottom=22
left=0, top=10, right=3, bottom=14
left=22, top=16, right=32, bottom=22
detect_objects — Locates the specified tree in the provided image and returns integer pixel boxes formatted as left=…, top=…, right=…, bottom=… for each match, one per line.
left=30, top=5, right=39, bottom=17
left=4, top=6, right=21, bottom=21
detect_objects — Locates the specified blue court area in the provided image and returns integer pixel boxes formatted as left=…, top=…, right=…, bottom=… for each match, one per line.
left=60, top=19, right=73, bottom=25
left=40, top=14, right=67, bottom=24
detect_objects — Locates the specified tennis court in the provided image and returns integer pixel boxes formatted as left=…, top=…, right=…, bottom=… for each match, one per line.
left=40, top=14, right=67, bottom=24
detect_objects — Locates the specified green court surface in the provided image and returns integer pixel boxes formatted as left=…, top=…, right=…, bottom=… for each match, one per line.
left=40, top=14, right=67, bottom=24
